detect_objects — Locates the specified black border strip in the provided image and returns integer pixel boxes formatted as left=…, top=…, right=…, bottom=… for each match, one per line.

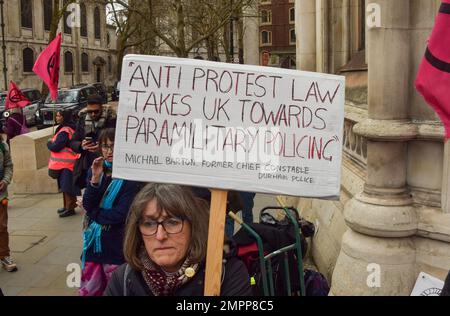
left=425, top=47, right=450, bottom=73
left=440, top=3, right=450, bottom=14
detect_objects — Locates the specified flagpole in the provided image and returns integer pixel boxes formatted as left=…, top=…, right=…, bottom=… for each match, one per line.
left=52, top=100, right=56, bottom=135
left=52, top=81, right=58, bottom=135
left=0, top=0, right=8, bottom=91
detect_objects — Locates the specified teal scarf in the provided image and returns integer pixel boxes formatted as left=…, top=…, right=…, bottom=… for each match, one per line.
left=81, top=161, right=124, bottom=269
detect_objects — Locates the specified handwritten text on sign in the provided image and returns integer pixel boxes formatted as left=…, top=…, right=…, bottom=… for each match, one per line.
left=113, top=55, right=345, bottom=198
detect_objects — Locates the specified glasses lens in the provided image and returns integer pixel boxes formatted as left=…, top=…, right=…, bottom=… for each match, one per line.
left=88, top=110, right=100, bottom=114
left=139, top=218, right=184, bottom=236
left=163, top=218, right=183, bottom=234
left=101, top=144, right=114, bottom=151
left=140, top=220, right=159, bottom=235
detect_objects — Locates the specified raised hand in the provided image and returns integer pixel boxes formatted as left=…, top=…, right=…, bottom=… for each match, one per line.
left=91, top=157, right=104, bottom=184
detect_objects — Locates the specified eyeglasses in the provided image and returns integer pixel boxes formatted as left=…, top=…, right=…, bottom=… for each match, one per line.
left=101, top=144, right=114, bottom=152
left=139, top=217, right=185, bottom=236
left=87, top=110, right=101, bottom=115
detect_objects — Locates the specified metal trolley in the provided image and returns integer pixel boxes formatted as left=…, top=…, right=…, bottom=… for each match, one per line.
left=228, top=206, right=306, bottom=296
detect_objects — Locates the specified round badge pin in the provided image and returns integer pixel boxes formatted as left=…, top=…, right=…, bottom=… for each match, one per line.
left=185, top=267, right=196, bottom=278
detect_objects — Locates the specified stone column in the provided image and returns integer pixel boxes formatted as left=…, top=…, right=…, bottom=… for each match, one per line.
left=331, top=0, right=418, bottom=295
left=296, top=0, right=316, bottom=71
left=243, top=3, right=260, bottom=66
left=315, top=0, right=328, bottom=73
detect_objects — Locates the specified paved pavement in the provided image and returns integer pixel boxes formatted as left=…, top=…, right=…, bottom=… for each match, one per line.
left=0, top=193, right=82, bottom=296
left=0, top=191, right=278, bottom=296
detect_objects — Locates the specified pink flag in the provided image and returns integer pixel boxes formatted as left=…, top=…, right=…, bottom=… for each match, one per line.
left=415, top=1, right=450, bottom=139
left=5, top=81, right=31, bottom=110
left=32, top=32, right=61, bottom=101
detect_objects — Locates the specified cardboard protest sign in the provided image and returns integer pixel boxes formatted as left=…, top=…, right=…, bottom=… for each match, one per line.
left=114, top=55, right=345, bottom=199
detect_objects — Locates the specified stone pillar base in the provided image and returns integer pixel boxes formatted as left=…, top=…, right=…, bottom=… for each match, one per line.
left=330, top=230, right=416, bottom=296
left=345, top=194, right=418, bottom=237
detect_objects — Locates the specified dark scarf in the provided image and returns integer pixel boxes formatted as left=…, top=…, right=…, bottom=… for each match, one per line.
left=139, top=247, right=199, bottom=296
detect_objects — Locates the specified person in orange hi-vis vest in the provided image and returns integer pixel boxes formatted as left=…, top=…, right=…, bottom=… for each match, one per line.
left=47, top=109, right=81, bottom=218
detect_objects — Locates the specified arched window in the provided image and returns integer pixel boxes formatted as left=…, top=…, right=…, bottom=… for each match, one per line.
left=261, top=10, right=272, bottom=24
left=289, top=7, right=295, bottom=23
left=64, top=51, right=74, bottom=73
left=81, top=53, right=89, bottom=72
left=44, top=0, right=53, bottom=31
left=21, top=0, right=33, bottom=29
left=63, top=0, right=72, bottom=34
left=261, top=30, right=272, bottom=45
left=80, top=3, right=87, bottom=37
left=290, top=28, right=296, bottom=44
left=108, top=56, right=112, bottom=74
left=94, top=7, right=101, bottom=39
left=23, top=48, right=34, bottom=72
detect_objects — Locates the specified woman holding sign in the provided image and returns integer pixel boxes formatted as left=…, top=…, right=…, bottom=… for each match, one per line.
left=105, top=183, right=252, bottom=296
left=79, top=128, right=142, bottom=296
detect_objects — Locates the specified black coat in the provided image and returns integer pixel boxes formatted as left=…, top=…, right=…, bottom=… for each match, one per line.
left=104, top=258, right=253, bottom=296
left=71, top=112, right=116, bottom=189
left=82, top=170, right=142, bottom=265
left=441, top=270, right=450, bottom=296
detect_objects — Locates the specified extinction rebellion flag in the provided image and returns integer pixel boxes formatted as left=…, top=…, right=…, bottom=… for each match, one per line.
left=5, top=81, right=30, bottom=110
left=416, top=1, right=450, bottom=139
left=32, top=32, right=62, bottom=101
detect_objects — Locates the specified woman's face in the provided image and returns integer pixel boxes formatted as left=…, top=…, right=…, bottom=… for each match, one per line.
left=140, top=199, right=191, bottom=273
left=55, top=112, right=63, bottom=125
left=100, top=139, right=114, bottom=163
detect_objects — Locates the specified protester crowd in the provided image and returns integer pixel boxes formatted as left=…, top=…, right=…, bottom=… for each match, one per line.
left=0, top=92, right=261, bottom=296
left=0, top=90, right=449, bottom=296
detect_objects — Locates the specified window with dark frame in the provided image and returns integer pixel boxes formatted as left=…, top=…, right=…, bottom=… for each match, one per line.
left=21, top=0, right=33, bottom=29
left=261, top=10, right=271, bottom=24
left=290, top=28, right=296, bottom=44
left=44, top=0, right=53, bottom=31
left=261, top=30, right=271, bottom=45
left=65, top=51, right=74, bottom=73
left=81, top=53, right=89, bottom=72
left=289, top=7, right=295, bottom=23
left=23, top=48, right=34, bottom=72
left=94, top=7, right=101, bottom=39
left=80, top=3, right=87, bottom=37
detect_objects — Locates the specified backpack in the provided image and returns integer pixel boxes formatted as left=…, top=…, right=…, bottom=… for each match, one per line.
left=304, top=269, right=330, bottom=296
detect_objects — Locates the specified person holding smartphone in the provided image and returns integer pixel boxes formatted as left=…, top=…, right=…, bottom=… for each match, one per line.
left=79, top=128, right=142, bottom=296
left=70, top=94, right=117, bottom=190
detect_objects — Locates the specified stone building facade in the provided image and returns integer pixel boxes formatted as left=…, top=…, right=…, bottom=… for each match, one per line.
left=288, top=0, right=450, bottom=295
left=0, top=0, right=118, bottom=93
left=244, top=0, right=296, bottom=68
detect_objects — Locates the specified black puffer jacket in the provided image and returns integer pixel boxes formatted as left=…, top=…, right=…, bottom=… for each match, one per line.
left=441, top=270, right=450, bottom=296
left=105, top=258, right=252, bottom=296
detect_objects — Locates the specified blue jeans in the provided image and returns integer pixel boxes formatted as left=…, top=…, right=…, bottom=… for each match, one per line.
left=225, top=192, right=256, bottom=238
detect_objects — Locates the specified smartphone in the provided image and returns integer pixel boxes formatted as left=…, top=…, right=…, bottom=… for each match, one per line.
left=84, top=137, right=93, bottom=142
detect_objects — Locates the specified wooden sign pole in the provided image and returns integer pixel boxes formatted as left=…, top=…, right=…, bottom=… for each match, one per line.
left=204, top=189, right=228, bottom=296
